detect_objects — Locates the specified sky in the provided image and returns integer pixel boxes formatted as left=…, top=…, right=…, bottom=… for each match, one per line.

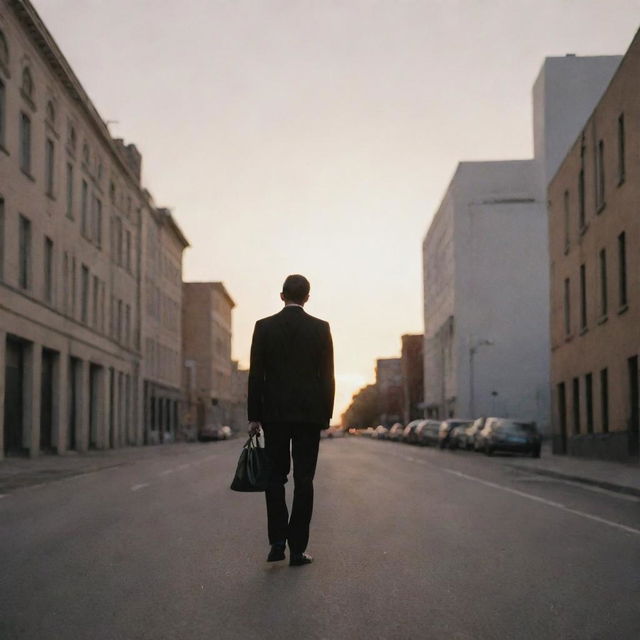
left=34, top=0, right=640, bottom=420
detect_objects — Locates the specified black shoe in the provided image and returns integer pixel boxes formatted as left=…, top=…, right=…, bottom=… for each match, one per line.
left=267, top=543, right=286, bottom=562
left=289, top=552, right=313, bottom=567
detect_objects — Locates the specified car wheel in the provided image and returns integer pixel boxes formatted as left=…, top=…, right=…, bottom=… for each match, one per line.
left=532, top=447, right=541, bottom=458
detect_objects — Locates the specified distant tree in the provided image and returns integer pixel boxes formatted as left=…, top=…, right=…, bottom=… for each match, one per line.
left=341, top=384, right=380, bottom=429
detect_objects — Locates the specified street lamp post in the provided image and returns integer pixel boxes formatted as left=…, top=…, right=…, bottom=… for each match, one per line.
left=469, top=338, right=494, bottom=418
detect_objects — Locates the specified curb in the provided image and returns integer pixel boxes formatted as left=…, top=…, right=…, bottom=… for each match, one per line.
left=502, top=462, right=640, bottom=498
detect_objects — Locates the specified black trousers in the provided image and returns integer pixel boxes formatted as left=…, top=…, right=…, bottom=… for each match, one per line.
left=262, top=422, right=322, bottom=554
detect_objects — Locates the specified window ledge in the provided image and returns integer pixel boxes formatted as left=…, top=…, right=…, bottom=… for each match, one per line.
left=618, top=176, right=625, bottom=187
left=0, top=143, right=9, bottom=157
left=563, top=244, right=570, bottom=256
left=597, top=315, right=608, bottom=326
left=46, top=192, right=56, bottom=202
left=579, top=326, right=588, bottom=336
left=564, top=333, right=574, bottom=343
left=579, top=223, right=589, bottom=236
left=618, top=303, right=629, bottom=315
left=21, top=169, right=35, bottom=182
left=596, top=201, right=606, bottom=215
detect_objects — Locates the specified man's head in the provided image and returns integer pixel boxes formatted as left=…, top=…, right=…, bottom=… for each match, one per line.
left=281, top=274, right=310, bottom=306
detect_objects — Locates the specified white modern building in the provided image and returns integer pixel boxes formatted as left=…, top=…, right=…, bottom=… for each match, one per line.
left=422, top=55, right=622, bottom=431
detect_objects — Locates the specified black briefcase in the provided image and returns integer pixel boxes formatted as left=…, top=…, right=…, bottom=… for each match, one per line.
left=230, top=434, right=271, bottom=492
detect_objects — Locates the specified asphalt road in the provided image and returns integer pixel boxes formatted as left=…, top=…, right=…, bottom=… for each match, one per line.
left=1, top=436, right=639, bottom=640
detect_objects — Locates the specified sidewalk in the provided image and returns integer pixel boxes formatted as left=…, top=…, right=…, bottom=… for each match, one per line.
left=502, top=442, right=640, bottom=497
left=0, top=443, right=202, bottom=494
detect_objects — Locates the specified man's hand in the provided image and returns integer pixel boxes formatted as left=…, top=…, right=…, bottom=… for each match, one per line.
left=248, top=421, right=262, bottom=437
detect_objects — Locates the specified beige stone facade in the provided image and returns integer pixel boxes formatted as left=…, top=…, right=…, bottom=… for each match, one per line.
left=0, top=1, right=189, bottom=458
left=548, top=30, right=640, bottom=462
left=182, top=282, right=235, bottom=434
left=141, top=206, right=188, bottom=444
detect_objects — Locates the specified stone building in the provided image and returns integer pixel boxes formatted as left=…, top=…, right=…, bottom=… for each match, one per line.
left=142, top=206, right=189, bottom=445
left=0, top=1, right=189, bottom=458
left=401, top=334, right=423, bottom=423
left=375, top=357, right=402, bottom=427
left=548, top=30, right=640, bottom=462
left=182, top=282, right=235, bottom=435
left=422, top=55, right=621, bottom=430
left=229, top=361, right=249, bottom=432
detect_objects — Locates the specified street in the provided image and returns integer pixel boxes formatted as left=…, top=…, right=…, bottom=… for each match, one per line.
left=1, top=438, right=639, bottom=640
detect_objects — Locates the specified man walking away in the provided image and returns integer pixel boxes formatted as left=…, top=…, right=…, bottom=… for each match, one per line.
left=248, top=274, right=335, bottom=566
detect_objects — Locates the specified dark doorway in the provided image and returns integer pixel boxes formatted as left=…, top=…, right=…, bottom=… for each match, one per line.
left=4, top=338, right=26, bottom=455
left=89, top=364, right=100, bottom=449
left=557, top=382, right=567, bottom=454
left=40, top=349, right=56, bottom=452
left=109, top=368, right=115, bottom=448
left=628, top=356, right=639, bottom=458
left=67, top=357, right=79, bottom=451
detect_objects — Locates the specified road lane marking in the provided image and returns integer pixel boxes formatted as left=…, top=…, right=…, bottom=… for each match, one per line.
left=442, top=468, right=640, bottom=537
left=130, top=483, right=149, bottom=492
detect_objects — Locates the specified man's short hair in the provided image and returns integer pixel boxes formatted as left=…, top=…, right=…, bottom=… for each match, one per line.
left=282, top=274, right=310, bottom=304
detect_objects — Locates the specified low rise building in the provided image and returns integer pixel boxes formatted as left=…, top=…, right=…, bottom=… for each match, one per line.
left=141, top=206, right=189, bottom=444
left=548, top=30, right=640, bottom=462
left=182, top=282, right=235, bottom=435
left=401, top=334, right=423, bottom=423
left=376, top=357, right=402, bottom=427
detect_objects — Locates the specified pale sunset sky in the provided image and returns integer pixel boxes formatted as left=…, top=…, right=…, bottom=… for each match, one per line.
left=34, top=0, right=640, bottom=420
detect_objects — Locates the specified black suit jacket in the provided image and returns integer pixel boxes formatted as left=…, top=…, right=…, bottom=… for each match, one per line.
left=248, top=306, right=335, bottom=427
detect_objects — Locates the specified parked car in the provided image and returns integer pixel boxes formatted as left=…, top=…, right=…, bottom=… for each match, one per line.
left=448, top=424, right=471, bottom=450
left=371, top=425, right=389, bottom=440
left=477, top=418, right=541, bottom=457
left=415, top=420, right=441, bottom=446
left=438, top=419, right=473, bottom=449
left=402, top=420, right=423, bottom=444
left=387, top=423, right=405, bottom=441
left=198, top=424, right=231, bottom=442
left=464, top=417, right=488, bottom=451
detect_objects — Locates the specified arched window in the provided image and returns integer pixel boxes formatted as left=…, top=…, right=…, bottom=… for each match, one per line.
left=46, top=100, right=55, bottom=125
left=0, top=30, right=9, bottom=69
left=22, top=66, right=33, bottom=99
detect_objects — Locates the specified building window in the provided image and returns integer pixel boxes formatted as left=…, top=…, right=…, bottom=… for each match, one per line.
left=600, top=368, right=609, bottom=433
left=598, top=249, right=607, bottom=318
left=20, top=112, right=32, bottom=175
left=62, top=252, right=69, bottom=313
left=94, top=197, right=102, bottom=248
left=66, top=163, right=74, bottom=218
left=579, top=264, right=587, bottom=331
left=125, top=304, right=131, bottom=345
left=0, top=30, right=9, bottom=69
left=46, top=101, right=56, bottom=127
left=563, top=277, right=571, bottom=336
left=117, top=299, right=123, bottom=342
left=18, top=215, right=31, bottom=289
left=92, top=275, right=99, bottom=327
left=0, top=79, right=5, bottom=148
left=45, top=138, right=55, bottom=196
left=81, top=265, right=89, bottom=324
left=618, top=232, right=627, bottom=308
left=563, top=190, right=570, bottom=251
left=572, top=377, right=580, bottom=435
left=585, top=373, right=593, bottom=434
left=21, top=67, right=34, bottom=101
left=71, top=257, right=76, bottom=317
left=44, top=236, right=53, bottom=304
left=596, top=140, right=605, bottom=211
left=68, top=124, right=76, bottom=151
left=81, top=180, right=89, bottom=237
left=578, top=169, right=585, bottom=229
left=617, top=114, right=625, bottom=184
left=0, top=196, right=4, bottom=280
left=125, top=229, right=131, bottom=271
left=82, top=143, right=89, bottom=165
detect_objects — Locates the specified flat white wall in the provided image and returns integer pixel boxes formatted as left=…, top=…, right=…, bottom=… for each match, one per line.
left=453, top=161, right=549, bottom=426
